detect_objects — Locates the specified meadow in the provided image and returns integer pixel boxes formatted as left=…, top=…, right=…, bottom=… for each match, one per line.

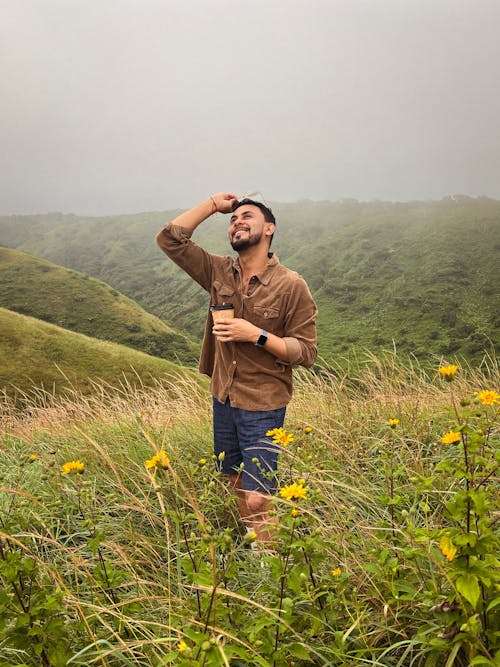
left=0, top=353, right=498, bottom=666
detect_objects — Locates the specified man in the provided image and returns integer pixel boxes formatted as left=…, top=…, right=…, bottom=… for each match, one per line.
left=156, top=192, right=317, bottom=543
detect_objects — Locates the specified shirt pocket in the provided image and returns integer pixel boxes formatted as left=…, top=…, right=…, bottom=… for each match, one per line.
left=252, top=303, right=282, bottom=332
left=212, top=280, right=235, bottom=304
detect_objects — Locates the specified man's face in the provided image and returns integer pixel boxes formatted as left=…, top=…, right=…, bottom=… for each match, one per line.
left=228, top=204, right=273, bottom=252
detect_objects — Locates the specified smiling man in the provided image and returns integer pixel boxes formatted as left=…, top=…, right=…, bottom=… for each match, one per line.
left=156, top=193, right=317, bottom=544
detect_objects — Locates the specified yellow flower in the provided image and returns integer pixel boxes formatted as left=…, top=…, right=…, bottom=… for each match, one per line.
left=388, top=418, right=399, bottom=428
left=477, top=390, right=499, bottom=406
left=61, top=460, right=85, bottom=475
left=304, top=426, right=313, bottom=434
left=279, top=482, right=308, bottom=501
left=199, top=458, right=207, bottom=466
left=145, top=450, right=170, bottom=470
left=441, top=430, right=461, bottom=445
left=177, top=640, right=189, bottom=653
left=266, top=427, right=294, bottom=447
left=245, top=530, right=257, bottom=541
left=438, top=365, right=458, bottom=381
left=331, top=567, right=342, bottom=576
left=29, top=454, right=38, bottom=462
left=439, top=535, right=457, bottom=562
left=218, top=451, right=225, bottom=461
left=291, top=508, right=299, bottom=518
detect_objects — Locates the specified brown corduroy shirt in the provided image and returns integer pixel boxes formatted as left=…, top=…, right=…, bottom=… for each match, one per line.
left=157, top=223, right=317, bottom=410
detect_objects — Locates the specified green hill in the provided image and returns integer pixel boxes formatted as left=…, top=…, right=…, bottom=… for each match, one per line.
left=1, top=197, right=498, bottom=365
left=282, top=197, right=500, bottom=362
left=0, top=246, right=198, bottom=365
left=0, top=307, right=200, bottom=398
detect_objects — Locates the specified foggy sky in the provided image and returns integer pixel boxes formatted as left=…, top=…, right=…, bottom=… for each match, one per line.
left=1, top=0, right=500, bottom=215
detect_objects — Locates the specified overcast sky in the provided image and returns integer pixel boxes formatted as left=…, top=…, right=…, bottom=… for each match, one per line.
left=1, top=0, right=499, bottom=215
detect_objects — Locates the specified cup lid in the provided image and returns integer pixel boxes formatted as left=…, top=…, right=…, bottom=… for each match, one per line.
left=210, top=303, right=234, bottom=310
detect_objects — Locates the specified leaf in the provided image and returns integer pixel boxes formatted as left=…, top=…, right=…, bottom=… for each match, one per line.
left=470, top=490, right=489, bottom=516
left=191, top=570, right=214, bottom=587
left=47, top=642, right=72, bottom=667
left=15, top=613, right=31, bottom=628
left=454, top=532, right=478, bottom=547
left=435, top=460, right=459, bottom=474
left=444, top=643, right=463, bottom=667
left=287, top=642, right=311, bottom=660
left=439, top=535, right=458, bottom=562
left=486, top=596, right=500, bottom=612
left=88, top=528, right=106, bottom=555
left=155, top=652, right=177, bottom=665
left=456, top=572, right=481, bottom=608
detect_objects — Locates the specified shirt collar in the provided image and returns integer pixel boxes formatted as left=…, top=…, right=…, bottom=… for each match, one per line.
left=232, top=253, right=279, bottom=286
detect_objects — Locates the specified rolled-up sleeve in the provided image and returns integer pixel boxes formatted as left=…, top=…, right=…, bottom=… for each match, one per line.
left=281, top=277, right=317, bottom=368
left=156, top=223, right=214, bottom=292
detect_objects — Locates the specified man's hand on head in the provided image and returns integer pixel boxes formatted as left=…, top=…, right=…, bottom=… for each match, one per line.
left=211, top=192, right=239, bottom=214
left=158, top=192, right=239, bottom=237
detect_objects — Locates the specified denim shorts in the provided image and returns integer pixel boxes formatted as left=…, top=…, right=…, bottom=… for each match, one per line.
left=212, top=397, right=287, bottom=493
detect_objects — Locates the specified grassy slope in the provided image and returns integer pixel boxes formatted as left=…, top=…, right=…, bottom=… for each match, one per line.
left=1, top=197, right=498, bottom=365
left=0, top=246, right=198, bottom=364
left=0, top=307, right=200, bottom=397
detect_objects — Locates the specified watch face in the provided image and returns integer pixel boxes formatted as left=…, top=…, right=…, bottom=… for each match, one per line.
left=256, top=330, right=268, bottom=347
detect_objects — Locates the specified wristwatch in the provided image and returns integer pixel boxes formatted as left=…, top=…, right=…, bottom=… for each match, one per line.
left=255, top=329, right=268, bottom=347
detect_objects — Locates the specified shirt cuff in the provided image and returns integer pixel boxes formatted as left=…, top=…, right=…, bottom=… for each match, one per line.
left=282, top=337, right=303, bottom=365
left=163, top=223, right=194, bottom=240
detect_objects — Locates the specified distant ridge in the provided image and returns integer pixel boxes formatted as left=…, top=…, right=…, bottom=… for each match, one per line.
left=1, top=196, right=498, bottom=365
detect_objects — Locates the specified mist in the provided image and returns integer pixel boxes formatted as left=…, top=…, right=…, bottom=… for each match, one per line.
left=1, top=0, right=499, bottom=215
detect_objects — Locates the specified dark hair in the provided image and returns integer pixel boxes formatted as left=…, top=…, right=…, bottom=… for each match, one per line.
left=231, top=198, right=276, bottom=226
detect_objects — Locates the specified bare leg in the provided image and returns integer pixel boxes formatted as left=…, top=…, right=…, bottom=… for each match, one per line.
left=243, top=490, right=277, bottom=545
left=227, top=475, right=276, bottom=545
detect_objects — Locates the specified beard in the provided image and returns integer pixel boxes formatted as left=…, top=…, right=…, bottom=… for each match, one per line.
left=230, top=229, right=262, bottom=251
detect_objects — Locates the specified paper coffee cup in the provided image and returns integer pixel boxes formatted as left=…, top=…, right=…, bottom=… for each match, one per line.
left=210, top=303, right=234, bottom=322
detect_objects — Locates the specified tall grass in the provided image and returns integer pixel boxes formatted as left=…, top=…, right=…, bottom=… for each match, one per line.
left=0, top=353, right=498, bottom=666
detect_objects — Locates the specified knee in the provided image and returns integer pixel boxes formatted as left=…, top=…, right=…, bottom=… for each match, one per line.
left=245, top=491, right=269, bottom=515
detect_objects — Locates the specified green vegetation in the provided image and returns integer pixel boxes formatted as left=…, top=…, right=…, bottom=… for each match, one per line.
left=0, top=199, right=497, bottom=664
left=0, top=307, right=200, bottom=399
left=1, top=196, right=498, bottom=366
left=0, top=355, right=498, bottom=665
left=0, top=246, right=198, bottom=365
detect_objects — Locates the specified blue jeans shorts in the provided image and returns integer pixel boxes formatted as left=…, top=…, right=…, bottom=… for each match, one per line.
left=212, top=397, right=287, bottom=493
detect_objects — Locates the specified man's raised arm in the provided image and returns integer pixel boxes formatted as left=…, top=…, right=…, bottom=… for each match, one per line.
left=158, top=192, right=238, bottom=237
left=155, top=192, right=238, bottom=290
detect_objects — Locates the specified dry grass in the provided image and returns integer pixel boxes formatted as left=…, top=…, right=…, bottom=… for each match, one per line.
left=0, top=353, right=498, bottom=665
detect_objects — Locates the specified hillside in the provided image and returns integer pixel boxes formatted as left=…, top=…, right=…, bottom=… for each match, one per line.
left=286, top=198, right=500, bottom=362
left=1, top=197, right=499, bottom=364
left=0, top=246, right=198, bottom=365
left=0, top=307, right=200, bottom=398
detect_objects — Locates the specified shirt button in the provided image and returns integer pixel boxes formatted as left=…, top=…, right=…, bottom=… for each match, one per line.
left=232, top=360, right=236, bottom=365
